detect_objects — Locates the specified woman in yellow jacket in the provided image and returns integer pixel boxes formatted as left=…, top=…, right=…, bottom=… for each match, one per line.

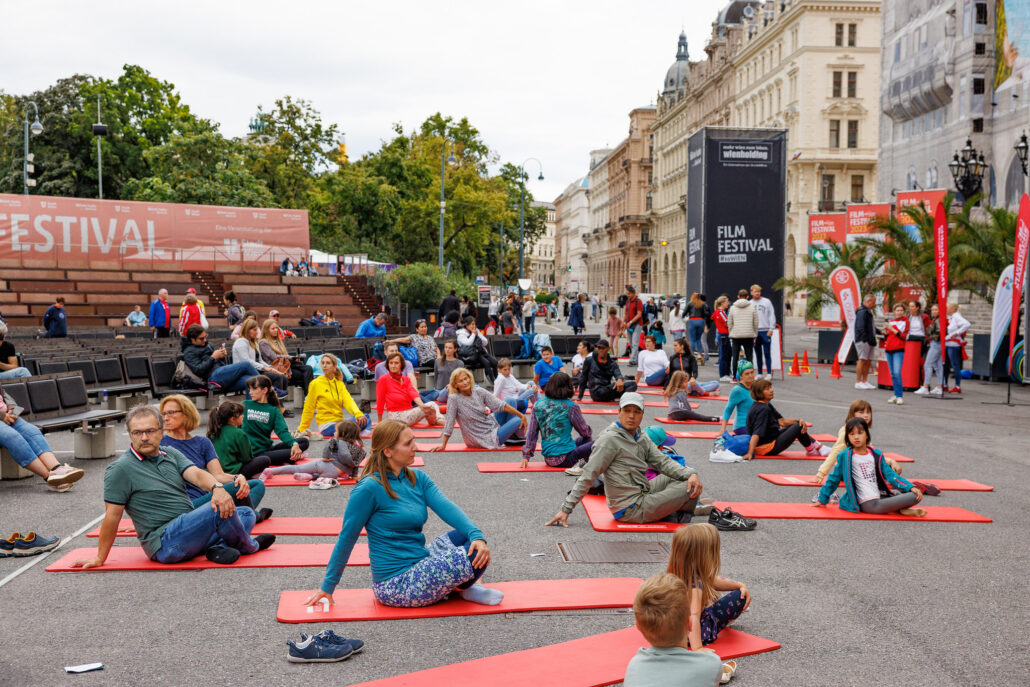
left=296, top=354, right=368, bottom=438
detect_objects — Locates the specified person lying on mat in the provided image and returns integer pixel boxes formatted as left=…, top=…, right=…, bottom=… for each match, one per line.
left=159, top=395, right=271, bottom=522
left=813, top=417, right=925, bottom=517
left=741, top=379, right=829, bottom=460
left=577, top=339, right=638, bottom=402
left=304, top=420, right=502, bottom=609
left=376, top=353, right=441, bottom=427
left=296, top=354, right=367, bottom=439
left=623, top=573, right=724, bottom=687
left=71, top=405, right=274, bottom=568
left=808, top=400, right=901, bottom=486
left=520, top=373, right=593, bottom=473
left=666, top=524, right=750, bottom=676
left=666, top=338, right=720, bottom=396
left=243, top=375, right=310, bottom=466
left=634, top=335, right=670, bottom=387
left=430, top=368, right=528, bottom=451
left=718, top=360, right=756, bottom=437
left=264, top=420, right=365, bottom=482
left=662, top=371, right=721, bottom=424
left=545, top=393, right=703, bottom=526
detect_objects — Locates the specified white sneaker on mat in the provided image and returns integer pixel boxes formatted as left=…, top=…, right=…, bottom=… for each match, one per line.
left=887, top=396, right=897, bottom=404
left=914, top=386, right=929, bottom=395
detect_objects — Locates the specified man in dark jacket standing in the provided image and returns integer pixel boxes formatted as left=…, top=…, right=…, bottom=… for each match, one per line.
left=853, top=295, right=878, bottom=390
left=182, top=325, right=260, bottom=393
left=439, top=290, right=460, bottom=321
left=577, top=339, right=638, bottom=402
left=42, top=298, right=68, bottom=338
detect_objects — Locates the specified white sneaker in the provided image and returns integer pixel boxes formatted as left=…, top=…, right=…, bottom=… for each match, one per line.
left=914, top=386, right=929, bottom=395
left=719, top=376, right=732, bottom=382
left=308, top=477, right=340, bottom=490
left=861, top=382, right=877, bottom=390
left=855, top=382, right=865, bottom=389
left=46, top=464, right=84, bottom=487
left=894, top=397, right=904, bottom=405
left=887, top=396, right=897, bottom=404
left=564, top=465, right=584, bottom=476
left=764, top=373, right=773, bottom=380
left=931, top=386, right=943, bottom=397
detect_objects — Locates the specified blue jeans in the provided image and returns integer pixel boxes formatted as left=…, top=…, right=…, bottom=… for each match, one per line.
left=152, top=505, right=258, bottom=563
left=420, top=389, right=441, bottom=403
left=718, top=334, right=731, bottom=378
left=754, top=331, right=773, bottom=374
left=645, top=370, right=669, bottom=386
left=494, top=397, right=528, bottom=444
left=885, top=350, right=905, bottom=398
left=944, top=345, right=964, bottom=389
left=0, top=417, right=52, bottom=467
left=209, top=361, right=259, bottom=392
left=191, top=479, right=265, bottom=509
left=0, top=367, right=31, bottom=379
left=688, top=320, right=706, bottom=360
left=689, top=380, right=720, bottom=394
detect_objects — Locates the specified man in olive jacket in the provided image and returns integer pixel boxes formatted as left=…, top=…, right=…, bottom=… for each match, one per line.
left=546, top=393, right=703, bottom=526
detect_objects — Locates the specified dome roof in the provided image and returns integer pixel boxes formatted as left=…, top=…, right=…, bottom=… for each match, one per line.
left=663, top=31, right=689, bottom=98
left=717, top=0, right=761, bottom=27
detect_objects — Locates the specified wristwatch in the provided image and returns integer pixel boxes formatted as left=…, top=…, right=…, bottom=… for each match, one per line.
left=212, top=483, right=226, bottom=492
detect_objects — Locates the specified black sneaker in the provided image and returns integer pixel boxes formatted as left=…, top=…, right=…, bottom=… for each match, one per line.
left=287, top=635, right=361, bottom=663
left=205, top=545, right=240, bottom=564
left=282, top=408, right=295, bottom=418
left=255, top=534, right=276, bottom=551
left=255, top=508, right=273, bottom=523
left=708, top=508, right=756, bottom=531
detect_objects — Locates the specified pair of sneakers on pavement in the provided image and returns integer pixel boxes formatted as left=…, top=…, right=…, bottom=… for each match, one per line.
left=914, top=385, right=944, bottom=397
left=205, top=533, right=276, bottom=565
left=288, top=630, right=365, bottom=663
left=0, top=532, right=60, bottom=557
left=854, top=381, right=876, bottom=390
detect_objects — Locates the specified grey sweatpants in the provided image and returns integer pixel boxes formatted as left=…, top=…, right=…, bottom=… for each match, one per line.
left=923, top=341, right=944, bottom=387
left=618, top=475, right=699, bottom=523
left=858, top=491, right=919, bottom=514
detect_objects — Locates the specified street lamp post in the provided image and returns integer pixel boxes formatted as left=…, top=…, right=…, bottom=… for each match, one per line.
left=23, top=102, right=43, bottom=195
left=948, top=138, right=988, bottom=199
left=438, top=140, right=457, bottom=267
left=517, top=158, right=544, bottom=285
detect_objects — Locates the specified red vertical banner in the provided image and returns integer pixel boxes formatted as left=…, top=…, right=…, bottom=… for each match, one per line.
left=934, top=202, right=948, bottom=350
left=1011, top=194, right=1030, bottom=371
left=829, top=266, right=862, bottom=363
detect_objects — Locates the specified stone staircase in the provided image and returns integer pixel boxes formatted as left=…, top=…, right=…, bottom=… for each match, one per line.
left=190, top=272, right=227, bottom=311
left=949, top=290, right=996, bottom=335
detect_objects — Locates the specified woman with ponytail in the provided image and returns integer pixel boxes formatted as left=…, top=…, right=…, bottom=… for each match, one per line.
left=305, top=420, right=502, bottom=609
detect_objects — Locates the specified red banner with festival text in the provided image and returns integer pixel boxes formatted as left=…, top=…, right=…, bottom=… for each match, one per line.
left=934, top=202, right=948, bottom=350
left=846, top=203, right=891, bottom=238
left=829, top=266, right=862, bottom=363
left=1011, top=194, right=1030, bottom=372
left=896, top=189, right=947, bottom=225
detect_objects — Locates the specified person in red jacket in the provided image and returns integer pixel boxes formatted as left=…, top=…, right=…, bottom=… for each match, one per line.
left=712, top=296, right=731, bottom=381
left=376, top=353, right=440, bottom=427
left=178, top=294, right=204, bottom=344
left=883, top=304, right=909, bottom=405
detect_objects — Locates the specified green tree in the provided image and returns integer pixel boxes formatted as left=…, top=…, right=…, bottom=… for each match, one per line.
left=774, top=241, right=888, bottom=320
left=951, top=204, right=1018, bottom=303
left=308, top=165, right=399, bottom=259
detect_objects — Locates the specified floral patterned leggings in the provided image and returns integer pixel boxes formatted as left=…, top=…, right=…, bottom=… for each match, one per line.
left=700, top=589, right=746, bottom=645
left=371, top=530, right=485, bottom=608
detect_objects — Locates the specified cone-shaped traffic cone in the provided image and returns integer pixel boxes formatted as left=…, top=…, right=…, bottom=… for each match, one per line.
left=830, top=356, right=843, bottom=378
left=789, top=352, right=801, bottom=376
left=801, top=350, right=811, bottom=374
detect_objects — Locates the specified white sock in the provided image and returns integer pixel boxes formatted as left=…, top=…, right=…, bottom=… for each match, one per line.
left=459, top=584, right=504, bottom=605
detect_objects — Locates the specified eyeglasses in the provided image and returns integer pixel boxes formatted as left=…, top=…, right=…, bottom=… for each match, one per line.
left=161, top=410, right=183, bottom=417
left=129, top=429, right=162, bottom=439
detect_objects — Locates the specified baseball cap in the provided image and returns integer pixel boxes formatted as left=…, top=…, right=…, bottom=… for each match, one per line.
left=186, top=287, right=197, bottom=294
left=644, top=426, right=676, bottom=447
left=595, top=339, right=610, bottom=349
left=269, top=309, right=280, bottom=317
left=618, top=392, right=645, bottom=410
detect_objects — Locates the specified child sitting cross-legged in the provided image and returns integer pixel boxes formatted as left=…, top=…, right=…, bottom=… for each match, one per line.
left=813, top=417, right=926, bottom=517
left=263, top=421, right=366, bottom=487
left=623, top=573, right=726, bottom=687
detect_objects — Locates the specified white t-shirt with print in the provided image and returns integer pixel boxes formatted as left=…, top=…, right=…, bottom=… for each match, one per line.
left=851, top=450, right=880, bottom=503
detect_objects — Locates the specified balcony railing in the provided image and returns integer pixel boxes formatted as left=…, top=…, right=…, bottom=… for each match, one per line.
left=817, top=200, right=846, bottom=212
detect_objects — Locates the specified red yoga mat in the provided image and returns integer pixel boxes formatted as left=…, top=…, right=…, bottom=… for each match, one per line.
left=656, top=417, right=812, bottom=427
left=750, top=450, right=913, bottom=462
left=477, top=462, right=564, bottom=473
left=46, top=543, right=369, bottom=572
left=88, top=516, right=349, bottom=538
left=276, top=577, right=642, bottom=623
left=578, top=407, right=620, bottom=415
left=580, top=494, right=681, bottom=533
left=757, top=474, right=994, bottom=491
left=711, top=501, right=992, bottom=523
left=415, top=442, right=523, bottom=452
left=666, top=431, right=837, bottom=442
left=264, top=457, right=425, bottom=486
left=348, top=626, right=779, bottom=687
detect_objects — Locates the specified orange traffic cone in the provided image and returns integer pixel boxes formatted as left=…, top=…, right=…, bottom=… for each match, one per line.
left=830, top=356, right=843, bottom=379
left=801, top=350, right=811, bottom=374
left=789, top=353, right=801, bottom=376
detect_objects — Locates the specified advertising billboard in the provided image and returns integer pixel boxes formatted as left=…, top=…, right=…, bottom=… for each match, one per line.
left=806, top=213, right=847, bottom=327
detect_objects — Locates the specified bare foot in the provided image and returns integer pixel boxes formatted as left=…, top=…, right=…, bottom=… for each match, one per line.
left=899, top=508, right=927, bottom=517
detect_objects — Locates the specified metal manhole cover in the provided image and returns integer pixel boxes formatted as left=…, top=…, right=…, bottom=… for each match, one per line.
left=557, top=540, right=671, bottom=563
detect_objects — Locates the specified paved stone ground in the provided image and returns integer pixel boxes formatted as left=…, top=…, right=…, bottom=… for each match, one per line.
left=1, top=318, right=1027, bottom=686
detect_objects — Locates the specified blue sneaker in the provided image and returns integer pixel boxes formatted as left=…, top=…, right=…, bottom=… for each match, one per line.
left=0, top=532, right=22, bottom=557
left=301, top=630, right=364, bottom=654
left=287, top=635, right=360, bottom=663
left=4, top=532, right=60, bottom=556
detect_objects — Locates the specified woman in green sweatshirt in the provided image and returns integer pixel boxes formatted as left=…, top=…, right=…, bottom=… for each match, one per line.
left=242, top=375, right=309, bottom=466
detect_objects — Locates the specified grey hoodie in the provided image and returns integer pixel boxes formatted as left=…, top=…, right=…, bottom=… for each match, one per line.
left=727, top=299, right=758, bottom=339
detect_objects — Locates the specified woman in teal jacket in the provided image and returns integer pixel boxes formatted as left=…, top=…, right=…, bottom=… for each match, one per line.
left=814, top=418, right=925, bottom=516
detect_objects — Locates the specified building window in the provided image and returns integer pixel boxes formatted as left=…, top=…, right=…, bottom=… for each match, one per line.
left=972, top=117, right=984, bottom=132
left=832, top=71, right=842, bottom=97
left=847, top=72, right=857, bottom=97
left=835, top=23, right=844, bottom=47
left=974, top=2, right=988, bottom=29
left=973, top=76, right=985, bottom=95
left=847, top=120, right=859, bottom=148
left=645, top=191, right=653, bottom=212
left=848, top=23, right=857, bottom=47
left=829, top=119, right=841, bottom=148
left=851, top=175, right=864, bottom=202
left=975, top=42, right=986, bottom=55
left=821, top=174, right=836, bottom=204
left=894, top=41, right=901, bottom=63
left=963, top=0, right=972, bottom=35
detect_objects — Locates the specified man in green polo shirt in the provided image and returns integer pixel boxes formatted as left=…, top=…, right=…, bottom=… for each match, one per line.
left=72, top=405, right=275, bottom=567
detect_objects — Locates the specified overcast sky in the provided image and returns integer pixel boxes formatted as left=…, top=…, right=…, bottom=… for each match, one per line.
left=5, top=0, right=727, bottom=202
